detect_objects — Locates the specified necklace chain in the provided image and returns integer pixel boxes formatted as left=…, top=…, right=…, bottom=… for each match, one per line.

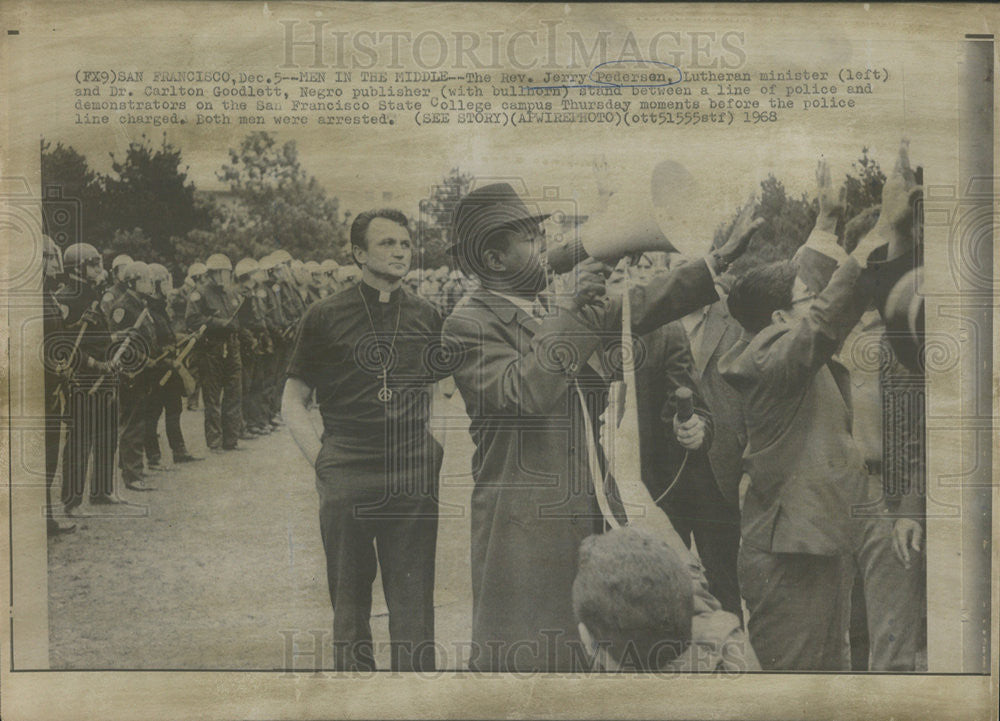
left=358, top=285, right=401, bottom=402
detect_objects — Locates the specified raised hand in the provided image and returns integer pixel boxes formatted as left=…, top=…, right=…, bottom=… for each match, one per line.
left=559, top=257, right=612, bottom=311
left=592, top=154, right=614, bottom=214
left=815, top=157, right=846, bottom=232
left=715, top=194, right=765, bottom=268
left=856, top=140, right=922, bottom=262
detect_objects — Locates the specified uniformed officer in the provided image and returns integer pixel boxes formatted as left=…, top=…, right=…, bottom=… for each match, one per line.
left=320, top=259, right=341, bottom=296
left=56, top=243, right=122, bottom=509
left=108, top=261, right=158, bottom=491
left=272, top=249, right=308, bottom=322
left=186, top=253, right=243, bottom=451
left=303, top=260, right=325, bottom=304
left=41, top=236, right=76, bottom=534
left=183, top=262, right=208, bottom=411
left=268, top=249, right=306, bottom=417
left=257, top=254, right=287, bottom=426
left=144, top=263, right=200, bottom=466
left=234, top=257, right=270, bottom=437
left=290, top=259, right=312, bottom=305
left=100, top=253, right=133, bottom=317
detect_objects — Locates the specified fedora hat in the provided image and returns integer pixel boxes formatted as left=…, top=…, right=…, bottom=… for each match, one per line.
left=449, top=183, right=550, bottom=269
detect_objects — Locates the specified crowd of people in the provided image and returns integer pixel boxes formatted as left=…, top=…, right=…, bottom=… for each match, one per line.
left=43, top=140, right=927, bottom=675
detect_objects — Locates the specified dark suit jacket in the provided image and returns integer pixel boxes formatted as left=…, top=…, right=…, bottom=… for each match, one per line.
left=634, top=322, right=714, bottom=505
left=719, top=232, right=871, bottom=556
left=689, top=300, right=748, bottom=505
left=442, top=258, right=717, bottom=671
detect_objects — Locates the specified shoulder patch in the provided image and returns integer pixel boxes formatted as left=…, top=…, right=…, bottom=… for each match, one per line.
left=190, top=291, right=201, bottom=302
left=112, top=307, right=126, bottom=324
left=59, top=303, right=70, bottom=320
left=102, top=291, right=114, bottom=303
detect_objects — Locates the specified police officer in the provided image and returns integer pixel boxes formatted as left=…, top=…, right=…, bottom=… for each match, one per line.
left=320, top=259, right=341, bottom=297
left=183, top=262, right=208, bottom=411
left=41, top=236, right=76, bottom=534
left=186, top=253, right=243, bottom=451
left=268, top=249, right=305, bottom=419
left=303, top=260, right=325, bottom=304
left=234, top=257, right=270, bottom=438
left=56, top=243, right=122, bottom=509
left=144, top=263, right=201, bottom=466
left=100, top=253, right=133, bottom=317
left=257, top=254, right=287, bottom=426
left=108, top=261, right=158, bottom=491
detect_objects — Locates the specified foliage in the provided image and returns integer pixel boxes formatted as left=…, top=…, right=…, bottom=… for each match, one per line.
left=41, top=135, right=211, bottom=265
left=216, top=131, right=349, bottom=263
left=413, top=167, right=474, bottom=270
left=717, top=148, right=887, bottom=277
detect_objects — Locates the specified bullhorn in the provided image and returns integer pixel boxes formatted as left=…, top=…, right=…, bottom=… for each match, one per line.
left=545, top=159, right=708, bottom=273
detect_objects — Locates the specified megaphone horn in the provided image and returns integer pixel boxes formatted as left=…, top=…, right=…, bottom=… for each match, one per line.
left=546, top=193, right=679, bottom=274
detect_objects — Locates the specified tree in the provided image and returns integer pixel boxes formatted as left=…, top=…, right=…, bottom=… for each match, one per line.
left=414, top=167, right=474, bottom=270
left=107, top=227, right=155, bottom=262
left=103, top=133, right=211, bottom=262
left=40, top=140, right=102, bottom=250
left=217, top=131, right=349, bottom=262
left=844, top=146, right=886, bottom=222
left=717, top=147, right=886, bottom=276
left=721, top=174, right=816, bottom=276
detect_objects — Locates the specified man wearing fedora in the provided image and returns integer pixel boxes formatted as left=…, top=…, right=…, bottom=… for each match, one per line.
left=442, top=182, right=761, bottom=672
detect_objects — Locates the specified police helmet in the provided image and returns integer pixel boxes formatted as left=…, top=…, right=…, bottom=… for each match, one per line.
left=234, top=257, right=259, bottom=279
left=62, top=243, right=101, bottom=271
left=122, top=260, right=152, bottom=284
left=205, top=253, right=233, bottom=272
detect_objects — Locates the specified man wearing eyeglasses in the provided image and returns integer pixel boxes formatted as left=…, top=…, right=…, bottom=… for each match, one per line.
left=720, top=148, right=922, bottom=671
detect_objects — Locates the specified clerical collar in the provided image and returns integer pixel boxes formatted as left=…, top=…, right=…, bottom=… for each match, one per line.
left=359, top=279, right=402, bottom=304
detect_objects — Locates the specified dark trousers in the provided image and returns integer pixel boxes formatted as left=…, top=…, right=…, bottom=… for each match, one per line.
left=118, top=377, right=148, bottom=481
left=61, top=383, right=118, bottom=507
left=738, top=544, right=853, bottom=670
left=241, top=351, right=269, bottom=429
left=44, top=373, right=63, bottom=517
left=316, top=480, right=439, bottom=672
left=200, top=339, right=242, bottom=449
left=850, top=513, right=925, bottom=671
left=186, top=351, right=201, bottom=410
left=271, top=341, right=293, bottom=417
left=144, top=376, right=187, bottom=461
left=661, top=470, right=743, bottom=622
left=250, top=352, right=274, bottom=428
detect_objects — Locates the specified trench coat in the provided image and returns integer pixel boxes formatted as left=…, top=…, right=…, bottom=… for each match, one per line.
left=442, top=259, right=718, bottom=671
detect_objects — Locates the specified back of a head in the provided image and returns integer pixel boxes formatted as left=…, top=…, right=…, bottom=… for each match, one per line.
left=726, top=260, right=797, bottom=335
left=572, top=527, right=693, bottom=670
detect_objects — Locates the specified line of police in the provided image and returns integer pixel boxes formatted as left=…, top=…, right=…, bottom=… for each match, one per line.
left=42, top=237, right=375, bottom=533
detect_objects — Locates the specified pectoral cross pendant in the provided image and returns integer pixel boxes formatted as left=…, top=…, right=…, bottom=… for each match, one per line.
left=378, top=370, right=393, bottom=403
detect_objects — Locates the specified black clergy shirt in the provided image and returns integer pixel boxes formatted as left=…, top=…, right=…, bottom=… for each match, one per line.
left=286, top=281, right=446, bottom=471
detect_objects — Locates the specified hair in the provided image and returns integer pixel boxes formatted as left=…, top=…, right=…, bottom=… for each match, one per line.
left=350, top=208, right=409, bottom=262
left=572, top=527, right=694, bottom=670
left=726, top=260, right=797, bottom=334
